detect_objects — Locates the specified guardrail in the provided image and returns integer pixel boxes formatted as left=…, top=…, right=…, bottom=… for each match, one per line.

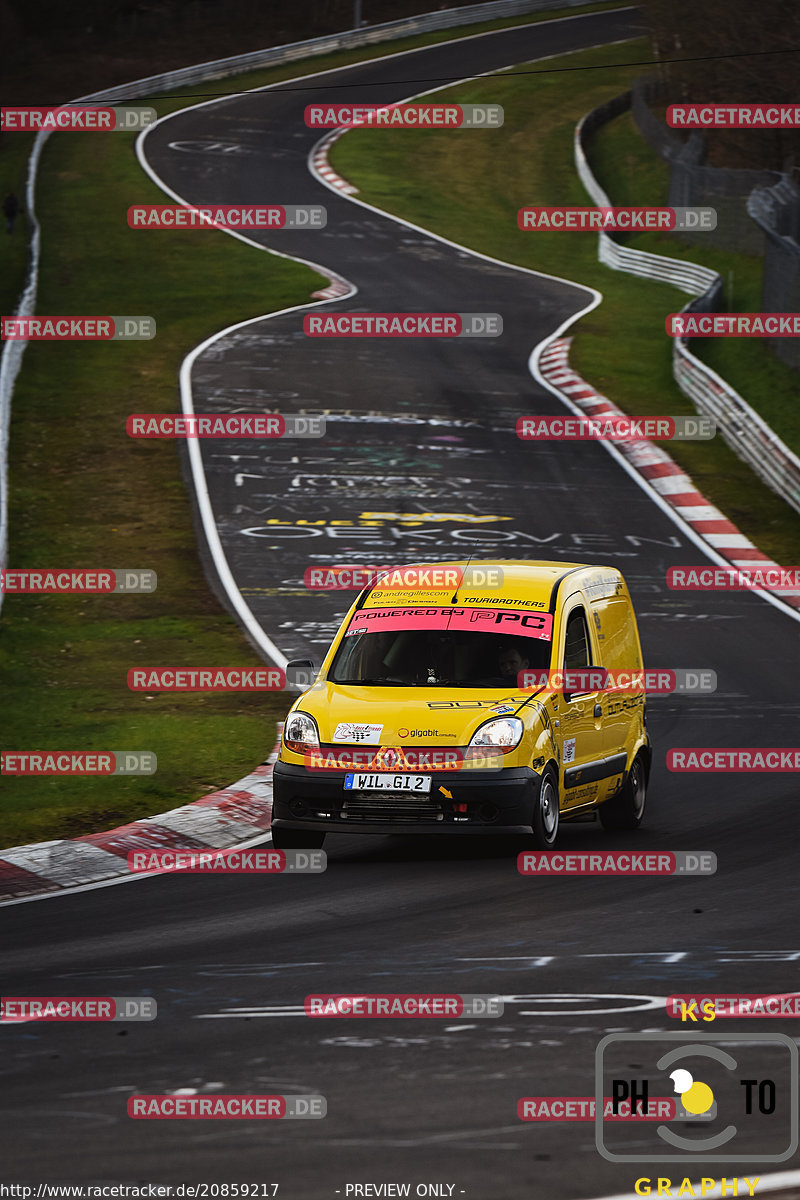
left=0, top=0, right=594, bottom=598
left=574, top=95, right=800, bottom=519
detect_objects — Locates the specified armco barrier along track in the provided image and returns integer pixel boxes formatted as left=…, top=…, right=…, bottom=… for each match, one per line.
left=574, top=95, right=800, bottom=519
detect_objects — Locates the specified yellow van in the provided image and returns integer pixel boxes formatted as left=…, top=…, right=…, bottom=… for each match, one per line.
left=271, top=560, right=651, bottom=849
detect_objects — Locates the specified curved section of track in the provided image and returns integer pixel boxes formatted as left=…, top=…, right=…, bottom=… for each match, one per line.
left=4, top=11, right=800, bottom=1194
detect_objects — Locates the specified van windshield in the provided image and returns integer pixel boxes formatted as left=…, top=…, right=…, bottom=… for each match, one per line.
left=329, top=606, right=552, bottom=687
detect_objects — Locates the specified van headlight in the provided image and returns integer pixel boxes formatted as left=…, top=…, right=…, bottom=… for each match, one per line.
left=284, top=711, right=320, bottom=753
left=469, top=717, right=523, bottom=750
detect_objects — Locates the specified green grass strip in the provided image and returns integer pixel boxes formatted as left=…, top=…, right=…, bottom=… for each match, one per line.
left=0, top=109, right=319, bottom=849
left=330, top=39, right=800, bottom=565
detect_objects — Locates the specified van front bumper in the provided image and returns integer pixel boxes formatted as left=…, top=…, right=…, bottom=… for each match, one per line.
left=271, top=760, right=539, bottom=836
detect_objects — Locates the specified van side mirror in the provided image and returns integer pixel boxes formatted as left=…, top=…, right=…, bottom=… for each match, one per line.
left=286, top=658, right=316, bottom=689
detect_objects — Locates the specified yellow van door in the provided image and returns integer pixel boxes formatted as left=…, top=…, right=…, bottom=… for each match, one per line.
left=591, top=594, right=645, bottom=792
left=552, top=597, right=606, bottom=810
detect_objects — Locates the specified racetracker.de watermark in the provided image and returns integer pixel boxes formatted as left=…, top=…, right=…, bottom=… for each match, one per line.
left=127, top=668, right=284, bottom=691
left=1, top=317, right=155, bottom=340
left=668, top=994, right=800, bottom=1019
left=302, top=564, right=504, bottom=590
left=127, top=849, right=325, bottom=874
left=1, top=997, right=156, bottom=1021
left=0, top=569, right=156, bottom=593
left=127, top=1095, right=325, bottom=1119
left=303, top=748, right=505, bottom=771
left=517, top=416, right=714, bottom=441
left=667, top=749, right=800, bottom=772
left=1, top=106, right=156, bottom=131
left=518, top=207, right=716, bottom=231
left=668, top=313, right=800, bottom=337
left=1, top=752, right=156, bottom=775
left=668, top=103, right=800, bottom=128
left=667, top=566, right=800, bottom=593
left=127, top=205, right=326, bottom=229
left=518, top=852, right=717, bottom=876
left=304, top=103, right=502, bottom=128
left=126, top=415, right=324, bottom=438
left=518, top=1097, right=677, bottom=1121
left=303, top=313, right=502, bottom=337
left=518, top=668, right=716, bottom=694
left=304, top=994, right=502, bottom=1017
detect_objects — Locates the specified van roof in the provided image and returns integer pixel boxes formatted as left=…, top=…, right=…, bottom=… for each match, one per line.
left=360, top=558, right=622, bottom=610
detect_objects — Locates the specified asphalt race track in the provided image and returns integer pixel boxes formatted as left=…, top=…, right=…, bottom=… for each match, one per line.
left=3, top=8, right=800, bottom=1197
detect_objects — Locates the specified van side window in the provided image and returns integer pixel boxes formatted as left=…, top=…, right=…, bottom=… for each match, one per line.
left=563, top=607, right=592, bottom=669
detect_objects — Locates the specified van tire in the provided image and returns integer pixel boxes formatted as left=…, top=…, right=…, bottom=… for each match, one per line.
left=271, top=827, right=326, bottom=850
left=599, top=754, right=647, bottom=831
left=530, top=765, right=560, bottom=848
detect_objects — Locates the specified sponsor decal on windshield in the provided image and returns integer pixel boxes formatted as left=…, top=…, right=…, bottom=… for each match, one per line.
left=344, top=607, right=553, bottom=639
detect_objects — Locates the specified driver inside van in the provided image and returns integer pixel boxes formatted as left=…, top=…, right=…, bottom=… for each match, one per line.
left=497, top=640, right=531, bottom=684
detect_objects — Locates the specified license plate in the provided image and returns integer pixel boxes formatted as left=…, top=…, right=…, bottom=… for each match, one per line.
left=344, top=773, right=432, bottom=793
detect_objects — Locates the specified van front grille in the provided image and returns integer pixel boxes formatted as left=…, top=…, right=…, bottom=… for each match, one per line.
left=341, top=793, right=444, bottom=823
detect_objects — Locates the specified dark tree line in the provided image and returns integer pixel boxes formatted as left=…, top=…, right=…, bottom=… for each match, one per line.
left=639, top=0, right=800, bottom=168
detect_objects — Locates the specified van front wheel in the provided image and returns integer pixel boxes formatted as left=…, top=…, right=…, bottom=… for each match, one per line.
left=599, top=754, right=647, bottom=831
left=530, top=765, right=560, bottom=848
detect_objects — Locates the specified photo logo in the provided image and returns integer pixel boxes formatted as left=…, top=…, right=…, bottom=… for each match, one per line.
left=595, top=1032, right=799, bottom=1162
left=670, top=1068, right=714, bottom=1115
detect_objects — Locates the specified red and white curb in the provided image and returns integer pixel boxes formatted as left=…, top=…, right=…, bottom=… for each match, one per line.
left=0, top=729, right=283, bottom=903
left=310, top=129, right=359, bottom=196
left=308, top=132, right=357, bottom=300
left=538, top=337, right=800, bottom=609
left=311, top=276, right=352, bottom=301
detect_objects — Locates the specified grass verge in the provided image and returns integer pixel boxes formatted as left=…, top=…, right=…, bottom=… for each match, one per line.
left=330, top=39, right=800, bottom=565
left=0, top=114, right=319, bottom=849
